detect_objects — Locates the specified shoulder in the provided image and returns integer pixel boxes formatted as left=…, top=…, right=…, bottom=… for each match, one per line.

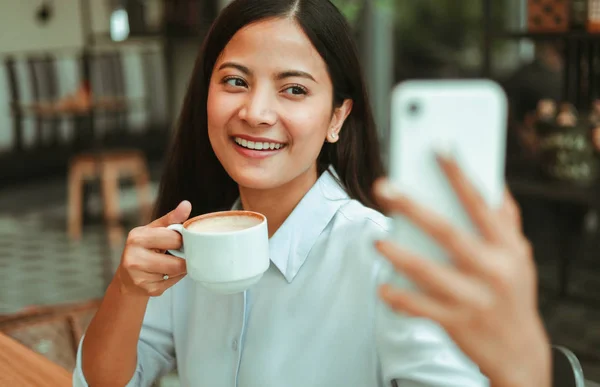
left=334, top=199, right=390, bottom=237
left=325, top=199, right=390, bottom=268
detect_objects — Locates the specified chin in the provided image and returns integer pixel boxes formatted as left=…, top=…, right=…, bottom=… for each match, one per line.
left=225, top=165, right=287, bottom=191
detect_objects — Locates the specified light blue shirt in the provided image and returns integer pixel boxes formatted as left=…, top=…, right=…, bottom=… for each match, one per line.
left=73, top=169, right=489, bottom=387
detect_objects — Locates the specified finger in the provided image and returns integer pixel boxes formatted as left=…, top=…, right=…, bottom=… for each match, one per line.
left=374, top=179, right=493, bottom=274
left=148, top=200, right=192, bottom=228
left=488, top=187, right=530, bottom=255
left=144, top=251, right=187, bottom=276
left=128, top=270, right=186, bottom=287
left=150, top=272, right=186, bottom=284
left=499, top=187, right=522, bottom=230
left=125, top=248, right=187, bottom=276
left=436, top=155, right=504, bottom=244
left=379, top=284, right=451, bottom=323
left=147, top=274, right=187, bottom=297
left=127, top=227, right=183, bottom=251
left=376, top=240, right=491, bottom=306
left=160, top=273, right=186, bottom=287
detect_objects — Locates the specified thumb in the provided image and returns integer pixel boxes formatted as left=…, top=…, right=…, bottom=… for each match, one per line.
left=149, top=200, right=192, bottom=228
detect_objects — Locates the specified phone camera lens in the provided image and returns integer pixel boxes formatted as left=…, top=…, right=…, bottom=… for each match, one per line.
left=408, top=102, right=420, bottom=115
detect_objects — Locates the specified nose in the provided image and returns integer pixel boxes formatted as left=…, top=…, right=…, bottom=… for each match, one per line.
left=238, top=86, right=277, bottom=127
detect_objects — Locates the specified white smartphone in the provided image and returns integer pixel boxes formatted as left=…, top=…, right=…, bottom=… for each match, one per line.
left=385, top=80, right=508, bottom=288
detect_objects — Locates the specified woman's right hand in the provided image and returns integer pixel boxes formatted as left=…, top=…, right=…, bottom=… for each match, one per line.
left=373, top=157, right=550, bottom=387
left=116, top=200, right=192, bottom=297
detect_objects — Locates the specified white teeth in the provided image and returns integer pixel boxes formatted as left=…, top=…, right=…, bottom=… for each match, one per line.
left=234, top=137, right=284, bottom=151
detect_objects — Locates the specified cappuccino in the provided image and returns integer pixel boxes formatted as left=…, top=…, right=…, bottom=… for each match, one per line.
left=168, top=210, right=269, bottom=293
left=187, top=213, right=262, bottom=233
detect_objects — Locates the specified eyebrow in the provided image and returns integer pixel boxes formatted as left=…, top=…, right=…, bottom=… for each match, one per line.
left=218, top=62, right=251, bottom=74
left=276, top=70, right=316, bottom=83
left=218, top=61, right=317, bottom=83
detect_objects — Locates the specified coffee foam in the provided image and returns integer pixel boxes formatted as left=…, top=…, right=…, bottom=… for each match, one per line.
left=187, top=214, right=262, bottom=233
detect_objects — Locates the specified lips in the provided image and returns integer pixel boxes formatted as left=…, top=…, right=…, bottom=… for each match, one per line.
left=233, top=136, right=286, bottom=151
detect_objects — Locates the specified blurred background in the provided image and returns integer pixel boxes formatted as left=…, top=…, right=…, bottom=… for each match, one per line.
left=0, top=0, right=599, bottom=386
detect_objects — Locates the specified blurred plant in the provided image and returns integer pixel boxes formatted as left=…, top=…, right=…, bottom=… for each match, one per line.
left=332, top=0, right=507, bottom=77
left=330, top=0, right=363, bottom=26
left=393, top=0, right=507, bottom=77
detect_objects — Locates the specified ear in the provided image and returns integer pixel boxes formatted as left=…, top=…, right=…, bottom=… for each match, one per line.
left=326, top=99, right=353, bottom=143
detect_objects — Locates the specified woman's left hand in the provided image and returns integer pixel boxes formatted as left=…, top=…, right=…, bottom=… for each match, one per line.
left=373, top=155, right=551, bottom=387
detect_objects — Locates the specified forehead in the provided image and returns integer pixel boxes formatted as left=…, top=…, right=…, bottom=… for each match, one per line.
left=217, top=18, right=327, bottom=76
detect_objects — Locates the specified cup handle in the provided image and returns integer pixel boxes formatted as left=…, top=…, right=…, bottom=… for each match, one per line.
left=167, top=224, right=185, bottom=259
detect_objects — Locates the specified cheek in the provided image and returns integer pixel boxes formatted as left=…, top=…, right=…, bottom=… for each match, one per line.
left=282, top=102, right=332, bottom=144
left=207, top=86, right=225, bottom=127
left=207, top=87, right=239, bottom=139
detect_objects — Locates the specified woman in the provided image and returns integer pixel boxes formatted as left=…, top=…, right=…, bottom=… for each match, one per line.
left=74, top=0, right=550, bottom=386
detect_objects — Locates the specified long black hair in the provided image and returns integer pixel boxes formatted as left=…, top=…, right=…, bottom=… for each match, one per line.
left=153, top=0, right=384, bottom=219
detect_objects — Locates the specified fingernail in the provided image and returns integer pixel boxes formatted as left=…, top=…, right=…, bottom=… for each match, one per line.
left=377, top=180, right=401, bottom=201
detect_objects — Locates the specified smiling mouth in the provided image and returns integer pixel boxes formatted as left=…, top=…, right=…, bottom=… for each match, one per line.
left=233, top=137, right=286, bottom=151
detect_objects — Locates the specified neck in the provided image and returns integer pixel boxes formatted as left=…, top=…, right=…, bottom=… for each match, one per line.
left=238, top=166, right=319, bottom=237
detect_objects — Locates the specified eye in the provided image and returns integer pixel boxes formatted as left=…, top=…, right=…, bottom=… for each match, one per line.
left=283, top=84, right=308, bottom=96
left=223, top=76, right=248, bottom=88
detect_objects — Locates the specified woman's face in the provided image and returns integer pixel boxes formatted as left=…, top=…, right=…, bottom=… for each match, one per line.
left=207, top=17, right=352, bottom=191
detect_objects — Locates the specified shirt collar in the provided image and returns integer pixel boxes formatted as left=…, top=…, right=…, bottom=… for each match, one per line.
left=231, top=167, right=351, bottom=283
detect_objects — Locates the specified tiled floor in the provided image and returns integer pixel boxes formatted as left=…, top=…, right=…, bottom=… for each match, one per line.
left=0, top=174, right=159, bottom=315
left=1, top=171, right=599, bottom=384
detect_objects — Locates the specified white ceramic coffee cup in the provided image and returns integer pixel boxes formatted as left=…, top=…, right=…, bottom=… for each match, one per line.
left=167, top=210, right=269, bottom=294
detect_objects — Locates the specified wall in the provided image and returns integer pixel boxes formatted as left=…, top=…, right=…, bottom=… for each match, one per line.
left=0, top=0, right=164, bottom=55
left=0, top=1, right=171, bottom=153
left=0, top=0, right=85, bottom=55
left=89, top=0, right=111, bottom=37
left=0, top=0, right=200, bottom=153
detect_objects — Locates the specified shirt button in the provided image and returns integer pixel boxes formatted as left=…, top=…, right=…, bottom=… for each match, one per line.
left=232, top=339, right=239, bottom=351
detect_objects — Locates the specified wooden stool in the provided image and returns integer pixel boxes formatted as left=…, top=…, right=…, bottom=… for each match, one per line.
left=67, top=150, right=151, bottom=246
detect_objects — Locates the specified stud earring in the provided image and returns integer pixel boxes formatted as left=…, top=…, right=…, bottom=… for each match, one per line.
left=330, top=132, right=338, bottom=141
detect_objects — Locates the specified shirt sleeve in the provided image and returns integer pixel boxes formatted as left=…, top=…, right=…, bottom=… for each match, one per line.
left=375, top=270, right=490, bottom=387
left=73, top=287, right=177, bottom=387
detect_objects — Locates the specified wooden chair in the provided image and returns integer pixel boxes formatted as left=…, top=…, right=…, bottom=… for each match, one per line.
left=27, top=54, right=61, bottom=148
left=67, top=50, right=153, bottom=246
left=4, top=57, right=24, bottom=152
left=67, top=149, right=151, bottom=246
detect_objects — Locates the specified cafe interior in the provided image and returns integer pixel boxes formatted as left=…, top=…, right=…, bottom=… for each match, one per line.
left=1, top=0, right=600, bottom=386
